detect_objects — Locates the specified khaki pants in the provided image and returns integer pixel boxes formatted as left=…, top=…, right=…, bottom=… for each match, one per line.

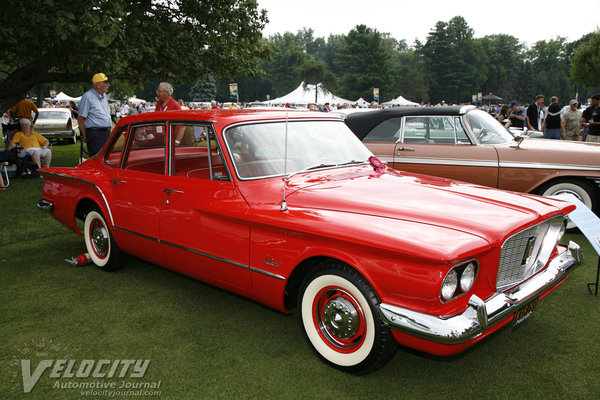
left=586, top=135, right=600, bottom=143
left=564, top=132, right=581, bottom=141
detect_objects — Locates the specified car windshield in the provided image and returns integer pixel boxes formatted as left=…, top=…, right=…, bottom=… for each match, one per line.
left=224, top=120, right=372, bottom=179
left=38, top=110, right=68, bottom=119
left=465, top=109, right=515, bottom=144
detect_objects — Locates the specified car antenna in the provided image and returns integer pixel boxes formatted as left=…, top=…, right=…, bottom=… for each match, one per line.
left=280, top=113, right=289, bottom=212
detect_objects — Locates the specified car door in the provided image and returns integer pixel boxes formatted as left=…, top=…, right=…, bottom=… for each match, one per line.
left=106, top=123, right=167, bottom=263
left=387, top=115, right=500, bottom=188
left=158, top=123, right=252, bottom=289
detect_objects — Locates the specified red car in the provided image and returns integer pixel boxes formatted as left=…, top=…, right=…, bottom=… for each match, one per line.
left=39, top=109, right=581, bottom=374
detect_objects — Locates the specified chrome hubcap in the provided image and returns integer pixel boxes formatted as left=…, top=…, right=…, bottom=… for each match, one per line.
left=322, top=297, right=359, bottom=340
left=90, top=220, right=109, bottom=258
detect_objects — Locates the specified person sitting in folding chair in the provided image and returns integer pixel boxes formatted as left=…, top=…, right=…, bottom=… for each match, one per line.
left=7, top=119, right=52, bottom=169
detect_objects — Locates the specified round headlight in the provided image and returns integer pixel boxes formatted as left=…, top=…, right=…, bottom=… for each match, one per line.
left=460, top=263, right=477, bottom=292
left=441, top=269, right=458, bottom=301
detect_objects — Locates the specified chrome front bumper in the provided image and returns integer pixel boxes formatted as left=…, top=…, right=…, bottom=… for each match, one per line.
left=379, top=242, right=582, bottom=344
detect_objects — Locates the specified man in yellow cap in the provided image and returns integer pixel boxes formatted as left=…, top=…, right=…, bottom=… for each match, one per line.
left=77, top=73, right=112, bottom=155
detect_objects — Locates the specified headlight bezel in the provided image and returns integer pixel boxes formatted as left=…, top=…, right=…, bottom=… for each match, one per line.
left=440, top=260, right=479, bottom=303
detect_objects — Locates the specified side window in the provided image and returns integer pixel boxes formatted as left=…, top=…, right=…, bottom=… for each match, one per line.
left=104, top=126, right=128, bottom=167
left=403, top=116, right=471, bottom=144
left=171, top=124, right=229, bottom=181
left=123, top=124, right=166, bottom=174
left=427, top=116, right=455, bottom=143
left=363, top=117, right=402, bottom=142
left=403, top=117, right=428, bottom=142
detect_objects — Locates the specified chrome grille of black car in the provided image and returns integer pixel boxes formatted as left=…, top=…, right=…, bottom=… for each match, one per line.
left=497, top=225, right=542, bottom=292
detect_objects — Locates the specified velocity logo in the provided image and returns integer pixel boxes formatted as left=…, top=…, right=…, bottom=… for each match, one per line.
left=21, top=359, right=151, bottom=393
left=10, top=338, right=156, bottom=395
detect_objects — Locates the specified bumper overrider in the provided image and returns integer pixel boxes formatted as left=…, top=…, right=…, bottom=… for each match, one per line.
left=379, top=242, right=582, bottom=345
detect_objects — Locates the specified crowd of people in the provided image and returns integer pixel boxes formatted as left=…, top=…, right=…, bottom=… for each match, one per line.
left=482, top=94, right=600, bottom=142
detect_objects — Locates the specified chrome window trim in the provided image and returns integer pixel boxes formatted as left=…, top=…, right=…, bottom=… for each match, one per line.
left=167, top=122, right=232, bottom=181
left=398, top=115, right=472, bottom=145
left=124, top=122, right=168, bottom=174
left=222, top=118, right=353, bottom=181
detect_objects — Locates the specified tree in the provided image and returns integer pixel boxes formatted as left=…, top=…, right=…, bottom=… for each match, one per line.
left=262, top=32, right=310, bottom=98
left=570, top=31, right=600, bottom=88
left=527, top=38, right=573, bottom=102
left=299, top=60, right=336, bottom=91
left=478, top=34, right=523, bottom=101
left=418, top=16, right=487, bottom=104
left=190, top=75, right=217, bottom=102
left=335, top=25, right=394, bottom=101
left=0, top=0, right=269, bottom=110
left=391, top=49, right=429, bottom=103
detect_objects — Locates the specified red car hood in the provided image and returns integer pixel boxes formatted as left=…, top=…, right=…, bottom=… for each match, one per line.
left=283, top=166, right=573, bottom=245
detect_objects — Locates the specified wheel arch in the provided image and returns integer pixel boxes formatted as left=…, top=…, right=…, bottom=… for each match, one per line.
left=284, top=255, right=374, bottom=311
left=75, top=197, right=111, bottom=234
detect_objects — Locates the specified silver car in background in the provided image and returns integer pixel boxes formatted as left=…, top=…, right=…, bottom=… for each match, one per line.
left=34, top=108, right=79, bottom=143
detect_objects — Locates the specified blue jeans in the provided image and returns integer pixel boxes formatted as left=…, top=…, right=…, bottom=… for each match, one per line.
left=543, top=128, right=562, bottom=139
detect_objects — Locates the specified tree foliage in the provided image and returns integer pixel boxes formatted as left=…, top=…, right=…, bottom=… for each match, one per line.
left=570, top=31, right=600, bottom=88
left=190, top=75, right=217, bottom=102
left=0, top=0, right=269, bottom=110
left=334, top=25, right=394, bottom=101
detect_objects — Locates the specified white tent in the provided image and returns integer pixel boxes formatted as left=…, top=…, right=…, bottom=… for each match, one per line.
left=45, top=91, right=81, bottom=103
left=354, top=97, right=370, bottom=108
left=382, top=95, right=420, bottom=107
left=128, top=97, right=147, bottom=105
left=267, top=82, right=353, bottom=105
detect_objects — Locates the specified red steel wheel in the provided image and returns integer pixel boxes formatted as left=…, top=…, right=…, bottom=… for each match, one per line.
left=298, top=261, right=396, bottom=374
left=83, top=208, right=127, bottom=271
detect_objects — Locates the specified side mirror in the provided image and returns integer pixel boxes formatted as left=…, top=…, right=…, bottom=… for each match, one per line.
left=510, top=135, right=525, bottom=148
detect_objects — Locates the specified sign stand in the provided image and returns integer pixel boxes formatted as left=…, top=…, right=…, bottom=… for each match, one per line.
left=587, top=258, right=600, bottom=296
left=550, top=193, right=600, bottom=297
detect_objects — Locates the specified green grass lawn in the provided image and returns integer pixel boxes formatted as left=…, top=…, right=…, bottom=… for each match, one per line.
left=1, top=143, right=599, bottom=399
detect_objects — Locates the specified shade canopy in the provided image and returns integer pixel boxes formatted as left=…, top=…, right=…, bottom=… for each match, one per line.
left=482, top=93, right=502, bottom=101
left=382, top=95, right=420, bottom=107
left=45, top=92, right=81, bottom=102
left=267, top=82, right=352, bottom=105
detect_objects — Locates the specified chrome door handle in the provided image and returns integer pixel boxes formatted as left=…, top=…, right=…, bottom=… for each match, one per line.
left=110, top=179, right=127, bottom=185
left=396, top=147, right=415, bottom=154
left=164, top=188, right=184, bottom=195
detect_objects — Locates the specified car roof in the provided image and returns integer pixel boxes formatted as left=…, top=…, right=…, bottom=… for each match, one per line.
left=116, top=108, right=340, bottom=127
left=345, top=105, right=476, bottom=140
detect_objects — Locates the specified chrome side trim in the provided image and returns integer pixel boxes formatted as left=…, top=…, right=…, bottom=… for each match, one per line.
left=499, top=161, right=600, bottom=171
left=113, top=226, right=159, bottom=242
left=40, top=170, right=116, bottom=226
left=113, top=226, right=285, bottom=280
left=382, top=156, right=600, bottom=172
left=379, top=246, right=579, bottom=344
left=160, top=238, right=249, bottom=269
left=392, top=157, right=497, bottom=168
left=249, top=266, right=286, bottom=280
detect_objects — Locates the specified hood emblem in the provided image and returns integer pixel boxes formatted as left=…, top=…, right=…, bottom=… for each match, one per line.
left=369, top=156, right=386, bottom=173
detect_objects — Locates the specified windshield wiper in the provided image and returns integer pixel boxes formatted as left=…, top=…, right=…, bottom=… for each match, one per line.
left=336, top=160, right=368, bottom=167
left=303, top=163, right=338, bottom=171
left=284, top=160, right=368, bottom=181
